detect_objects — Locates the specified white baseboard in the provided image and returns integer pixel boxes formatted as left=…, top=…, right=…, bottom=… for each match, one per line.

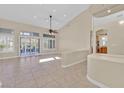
left=40, top=52, right=59, bottom=55
left=62, top=59, right=86, bottom=68
left=0, top=81, right=2, bottom=88
left=0, top=52, right=59, bottom=60
left=87, top=75, right=109, bottom=88
left=0, top=56, right=19, bottom=60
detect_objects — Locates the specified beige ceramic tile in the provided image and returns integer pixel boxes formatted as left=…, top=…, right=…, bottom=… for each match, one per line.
left=0, top=54, right=97, bottom=88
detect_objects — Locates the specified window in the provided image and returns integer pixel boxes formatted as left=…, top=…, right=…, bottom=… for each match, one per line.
left=20, top=32, right=39, bottom=37
left=53, top=40, right=55, bottom=48
left=43, top=34, right=56, bottom=49
left=101, top=37, right=107, bottom=46
left=0, top=28, right=14, bottom=52
left=50, top=40, right=52, bottom=48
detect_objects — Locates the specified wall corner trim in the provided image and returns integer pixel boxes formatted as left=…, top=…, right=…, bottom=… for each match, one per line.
left=0, top=56, right=19, bottom=60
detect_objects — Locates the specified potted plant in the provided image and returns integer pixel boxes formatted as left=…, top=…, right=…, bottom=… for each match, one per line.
left=0, top=44, right=5, bottom=51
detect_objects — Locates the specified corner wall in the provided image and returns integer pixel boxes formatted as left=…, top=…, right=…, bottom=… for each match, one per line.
left=59, top=10, right=92, bottom=52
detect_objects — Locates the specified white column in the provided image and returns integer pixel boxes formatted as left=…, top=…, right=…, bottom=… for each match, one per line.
left=92, top=16, right=96, bottom=54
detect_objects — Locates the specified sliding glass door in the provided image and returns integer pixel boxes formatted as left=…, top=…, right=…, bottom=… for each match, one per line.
left=20, top=37, right=30, bottom=56
left=30, top=38, right=40, bottom=54
left=20, top=37, right=40, bottom=56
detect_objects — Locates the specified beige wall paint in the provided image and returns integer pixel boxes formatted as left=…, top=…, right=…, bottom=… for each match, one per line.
left=0, top=18, right=58, bottom=58
left=108, top=22, right=124, bottom=55
left=95, top=20, right=124, bottom=55
left=87, top=54, right=124, bottom=87
left=58, top=5, right=117, bottom=52
left=58, top=5, right=119, bottom=67
left=87, top=5, right=124, bottom=88
left=58, top=7, right=93, bottom=67
left=0, top=5, right=118, bottom=59
left=59, top=10, right=92, bottom=52
left=61, top=50, right=89, bottom=67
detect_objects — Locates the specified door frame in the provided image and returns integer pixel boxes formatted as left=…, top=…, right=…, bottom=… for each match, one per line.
left=19, top=36, right=41, bottom=57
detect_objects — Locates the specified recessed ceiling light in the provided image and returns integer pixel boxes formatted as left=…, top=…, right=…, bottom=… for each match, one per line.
left=52, top=9, right=56, bottom=12
left=33, top=16, right=37, bottom=19
left=64, top=14, right=67, bottom=17
left=107, top=9, right=111, bottom=13
left=46, top=19, right=49, bottom=22
left=119, top=20, right=124, bottom=25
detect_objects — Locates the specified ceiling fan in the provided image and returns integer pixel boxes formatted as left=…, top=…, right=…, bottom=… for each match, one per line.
left=49, top=15, right=58, bottom=35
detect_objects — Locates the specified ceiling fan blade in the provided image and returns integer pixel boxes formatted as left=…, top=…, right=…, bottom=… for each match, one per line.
left=53, top=30, right=58, bottom=33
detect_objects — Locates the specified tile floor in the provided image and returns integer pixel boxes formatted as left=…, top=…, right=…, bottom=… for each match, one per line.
left=0, top=54, right=97, bottom=88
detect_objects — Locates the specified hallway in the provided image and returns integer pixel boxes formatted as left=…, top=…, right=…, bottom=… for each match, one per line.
left=0, top=55, right=96, bottom=88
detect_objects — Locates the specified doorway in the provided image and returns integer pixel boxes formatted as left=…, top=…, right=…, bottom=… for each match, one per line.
left=96, top=29, right=108, bottom=54
left=20, top=36, right=40, bottom=56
